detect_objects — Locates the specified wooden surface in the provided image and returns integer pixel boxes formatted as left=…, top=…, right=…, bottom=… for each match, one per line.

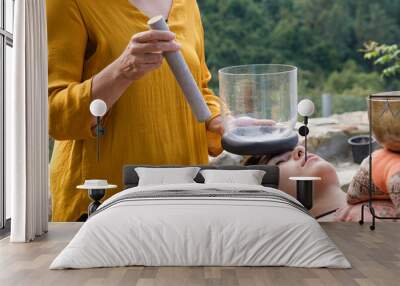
left=0, top=222, right=399, bottom=286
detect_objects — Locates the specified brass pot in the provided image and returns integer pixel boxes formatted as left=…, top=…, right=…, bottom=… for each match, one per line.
left=369, top=91, right=400, bottom=152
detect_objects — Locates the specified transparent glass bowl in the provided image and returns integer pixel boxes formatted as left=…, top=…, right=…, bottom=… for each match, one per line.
left=219, top=64, right=298, bottom=155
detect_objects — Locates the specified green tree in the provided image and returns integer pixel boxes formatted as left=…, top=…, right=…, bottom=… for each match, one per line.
left=198, top=0, right=400, bottom=113
left=324, top=61, right=384, bottom=96
left=362, top=41, right=400, bottom=78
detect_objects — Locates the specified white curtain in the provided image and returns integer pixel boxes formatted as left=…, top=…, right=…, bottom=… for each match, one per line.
left=7, top=0, right=49, bottom=242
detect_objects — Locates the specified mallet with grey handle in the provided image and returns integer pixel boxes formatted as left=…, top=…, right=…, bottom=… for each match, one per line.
left=148, top=15, right=212, bottom=122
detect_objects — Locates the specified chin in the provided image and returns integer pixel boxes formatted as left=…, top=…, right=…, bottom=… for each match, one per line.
left=307, top=160, right=339, bottom=185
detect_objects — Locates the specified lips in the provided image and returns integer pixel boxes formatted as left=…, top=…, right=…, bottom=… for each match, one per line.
left=301, top=154, right=319, bottom=167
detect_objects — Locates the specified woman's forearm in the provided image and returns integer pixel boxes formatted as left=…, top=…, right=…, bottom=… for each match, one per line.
left=90, top=61, right=132, bottom=126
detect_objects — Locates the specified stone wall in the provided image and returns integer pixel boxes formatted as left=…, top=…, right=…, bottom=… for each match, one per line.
left=300, top=111, right=369, bottom=163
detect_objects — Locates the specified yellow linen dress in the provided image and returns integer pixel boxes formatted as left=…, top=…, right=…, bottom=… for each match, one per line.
left=47, top=0, right=222, bottom=221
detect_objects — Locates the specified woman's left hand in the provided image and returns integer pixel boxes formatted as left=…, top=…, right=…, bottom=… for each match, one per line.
left=206, top=116, right=224, bottom=135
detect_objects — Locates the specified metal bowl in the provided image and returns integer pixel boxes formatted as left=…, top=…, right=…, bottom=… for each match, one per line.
left=370, top=91, right=400, bottom=152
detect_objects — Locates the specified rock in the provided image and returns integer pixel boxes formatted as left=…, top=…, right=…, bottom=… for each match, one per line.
left=335, top=162, right=360, bottom=191
left=298, top=111, right=369, bottom=163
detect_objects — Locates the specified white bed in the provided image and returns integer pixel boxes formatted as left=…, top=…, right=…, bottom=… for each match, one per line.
left=50, top=183, right=351, bottom=269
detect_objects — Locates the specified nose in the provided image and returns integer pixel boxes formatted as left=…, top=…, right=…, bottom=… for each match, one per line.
left=292, top=145, right=305, bottom=160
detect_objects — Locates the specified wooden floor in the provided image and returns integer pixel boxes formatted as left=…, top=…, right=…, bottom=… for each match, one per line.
left=0, top=222, right=399, bottom=286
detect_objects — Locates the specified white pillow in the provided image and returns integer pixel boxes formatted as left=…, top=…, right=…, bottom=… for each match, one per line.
left=135, top=167, right=200, bottom=186
left=200, top=169, right=266, bottom=185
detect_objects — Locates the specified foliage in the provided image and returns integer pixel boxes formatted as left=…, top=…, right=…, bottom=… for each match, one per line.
left=198, top=0, right=400, bottom=114
left=362, top=41, right=400, bottom=78
left=324, top=61, right=384, bottom=97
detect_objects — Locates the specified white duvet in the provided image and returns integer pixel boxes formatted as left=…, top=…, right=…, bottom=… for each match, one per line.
left=50, top=183, right=351, bottom=269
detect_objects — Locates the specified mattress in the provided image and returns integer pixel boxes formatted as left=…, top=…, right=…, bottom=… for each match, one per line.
left=50, top=183, right=351, bottom=269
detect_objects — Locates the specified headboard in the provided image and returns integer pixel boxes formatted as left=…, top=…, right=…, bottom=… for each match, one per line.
left=123, top=165, right=280, bottom=189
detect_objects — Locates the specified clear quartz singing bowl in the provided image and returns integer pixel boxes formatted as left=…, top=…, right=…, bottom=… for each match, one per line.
left=219, top=64, right=298, bottom=155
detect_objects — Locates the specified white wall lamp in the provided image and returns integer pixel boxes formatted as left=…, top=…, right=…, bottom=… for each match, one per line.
left=297, top=99, right=315, bottom=161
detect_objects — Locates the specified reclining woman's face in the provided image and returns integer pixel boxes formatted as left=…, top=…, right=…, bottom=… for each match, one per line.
left=271, top=146, right=340, bottom=198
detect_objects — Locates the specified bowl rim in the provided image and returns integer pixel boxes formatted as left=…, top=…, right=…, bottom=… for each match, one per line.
left=370, top=91, right=400, bottom=100
left=347, top=135, right=376, bottom=146
left=218, top=64, right=297, bottom=76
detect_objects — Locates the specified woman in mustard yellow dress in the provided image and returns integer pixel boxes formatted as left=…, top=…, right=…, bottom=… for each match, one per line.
left=47, top=0, right=224, bottom=221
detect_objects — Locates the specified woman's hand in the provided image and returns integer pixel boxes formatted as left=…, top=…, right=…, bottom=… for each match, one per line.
left=114, top=30, right=181, bottom=81
left=91, top=30, right=180, bottom=127
left=206, top=115, right=275, bottom=135
left=206, top=116, right=224, bottom=135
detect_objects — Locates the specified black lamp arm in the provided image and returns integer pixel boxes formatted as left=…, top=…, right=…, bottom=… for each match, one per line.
left=298, top=116, right=309, bottom=162
left=95, top=116, right=105, bottom=161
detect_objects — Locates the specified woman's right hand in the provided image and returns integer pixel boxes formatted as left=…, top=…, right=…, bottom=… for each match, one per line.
left=114, top=30, right=180, bottom=81
left=91, top=30, right=180, bottom=126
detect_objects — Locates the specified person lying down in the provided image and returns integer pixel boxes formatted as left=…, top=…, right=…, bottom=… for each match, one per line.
left=242, top=145, right=347, bottom=218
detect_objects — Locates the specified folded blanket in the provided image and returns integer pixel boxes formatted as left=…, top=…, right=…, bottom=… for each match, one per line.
left=93, top=187, right=310, bottom=218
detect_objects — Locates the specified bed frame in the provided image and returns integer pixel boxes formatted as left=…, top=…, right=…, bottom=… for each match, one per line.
left=123, top=165, right=280, bottom=189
